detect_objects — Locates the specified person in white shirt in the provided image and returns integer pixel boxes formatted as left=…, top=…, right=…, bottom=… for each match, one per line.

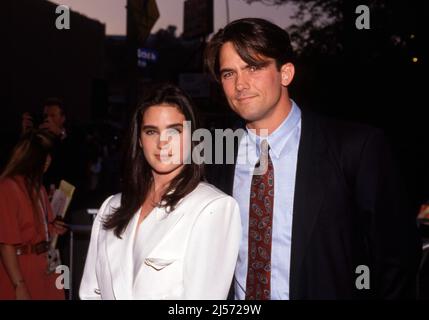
left=79, top=83, right=241, bottom=300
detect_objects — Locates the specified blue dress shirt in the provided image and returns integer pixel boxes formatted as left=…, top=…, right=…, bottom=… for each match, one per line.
left=233, top=100, right=302, bottom=300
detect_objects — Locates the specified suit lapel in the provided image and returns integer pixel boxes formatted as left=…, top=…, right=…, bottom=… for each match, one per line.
left=106, top=203, right=188, bottom=298
left=105, top=211, right=139, bottom=299
left=289, top=111, right=328, bottom=299
left=136, top=206, right=187, bottom=259
left=131, top=202, right=189, bottom=287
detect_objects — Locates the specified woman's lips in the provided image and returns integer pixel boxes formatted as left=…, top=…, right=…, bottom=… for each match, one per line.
left=155, top=154, right=172, bottom=161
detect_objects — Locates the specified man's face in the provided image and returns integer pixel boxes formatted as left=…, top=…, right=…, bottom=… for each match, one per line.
left=219, top=42, right=293, bottom=129
left=43, top=105, right=65, bottom=129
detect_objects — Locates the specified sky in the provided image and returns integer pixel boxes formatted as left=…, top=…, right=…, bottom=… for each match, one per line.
left=49, top=0, right=296, bottom=36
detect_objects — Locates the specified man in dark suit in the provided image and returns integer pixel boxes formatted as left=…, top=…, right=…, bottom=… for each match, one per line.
left=204, top=18, right=420, bottom=299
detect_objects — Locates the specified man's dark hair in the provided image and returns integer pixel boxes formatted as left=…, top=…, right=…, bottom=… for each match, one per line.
left=44, top=97, right=65, bottom=116
left=204, top=18, right=295, bottom=82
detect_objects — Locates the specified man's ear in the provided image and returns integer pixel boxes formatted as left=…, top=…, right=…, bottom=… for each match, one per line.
left=280, top=63, right=295, bottom=86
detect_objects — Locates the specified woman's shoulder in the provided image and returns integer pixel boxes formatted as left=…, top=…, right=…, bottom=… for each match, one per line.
left=185, top=182, right=237, bottom=207
left=97, top=193, right=121, bottom=215
left=192, top=181, right=229, bottom=197
left=178, top=182, right=239, bottom=221
left=0, top=175, right=23, bottom=190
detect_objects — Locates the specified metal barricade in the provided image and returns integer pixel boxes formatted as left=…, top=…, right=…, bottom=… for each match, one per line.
left=66, top=209, right=97, bottom=300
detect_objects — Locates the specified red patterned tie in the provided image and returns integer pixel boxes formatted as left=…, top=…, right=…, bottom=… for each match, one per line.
left=245, top=139, right=273, bottom=300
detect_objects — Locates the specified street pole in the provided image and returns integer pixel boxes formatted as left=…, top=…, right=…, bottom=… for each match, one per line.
left=225, top=0, right=230, bottom=24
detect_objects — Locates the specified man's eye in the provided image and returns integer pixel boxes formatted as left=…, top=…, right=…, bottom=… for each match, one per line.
left=249, top=66, right=259, bottom=72
left=222, top=71, right=233, bottom=79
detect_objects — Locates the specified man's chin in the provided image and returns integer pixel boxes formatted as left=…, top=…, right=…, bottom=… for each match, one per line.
left=238, top=111, right=265, bottom=123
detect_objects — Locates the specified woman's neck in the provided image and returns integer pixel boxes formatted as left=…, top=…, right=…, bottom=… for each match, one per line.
left=151, top=165, right=183, bottom=192
left=152, top=174, right=171, bottom=193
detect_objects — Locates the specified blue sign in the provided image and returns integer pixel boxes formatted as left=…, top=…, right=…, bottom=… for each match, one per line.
left=137, top=48, right=158, bottom=62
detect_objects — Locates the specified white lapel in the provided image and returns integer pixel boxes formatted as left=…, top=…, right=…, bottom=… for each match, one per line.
left=105, top=209, right=139, bottom=299
left=104, top=202, right=188, bottom=298
left=132, top=204, right=188, bottom=285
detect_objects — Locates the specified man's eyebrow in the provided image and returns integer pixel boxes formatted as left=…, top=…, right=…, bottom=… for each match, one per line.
left=219, top=60, right=272, bottom=75
left=219, top=67, right=234, bottom=74
left=248, top=60, right=271, bottom=68
left=219, top=65, right=250, bottom=75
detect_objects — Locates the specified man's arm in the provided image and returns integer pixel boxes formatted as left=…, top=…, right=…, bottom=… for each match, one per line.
left=354, top=130, right=421, bottom=298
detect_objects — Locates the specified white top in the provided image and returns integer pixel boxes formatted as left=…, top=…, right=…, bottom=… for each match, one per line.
left=79, top=182, right=242, bottom=300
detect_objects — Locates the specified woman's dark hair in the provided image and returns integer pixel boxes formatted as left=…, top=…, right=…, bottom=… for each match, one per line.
left=1, top=130, right=54, bottom=231
left=204, top=18, right=295, bottom=82
left=103, top=83, right=204, bottom=237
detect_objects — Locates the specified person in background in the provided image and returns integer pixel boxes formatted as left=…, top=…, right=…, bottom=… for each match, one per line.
left=0, top=130, right=67, bottom=299
left=21, top=98, right=85, bottom=200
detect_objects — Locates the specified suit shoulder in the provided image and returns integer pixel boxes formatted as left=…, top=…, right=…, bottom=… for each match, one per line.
left=109, top=193, right=122, bottom=207
left=180, top=183, right=239, bottom=222
left=322, top=114, right=381, bottom=138
left=307, top=112, right=385, bottom=150
left=97, top=193, right=121, bottom=217
left=304, top=112, right=392, bottom=179
left=184, top=182, right=237, bottom=209
left=190, top=182, right=232, bottom=201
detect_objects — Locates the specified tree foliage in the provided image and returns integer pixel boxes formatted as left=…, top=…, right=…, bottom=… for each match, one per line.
left=243, top=0, right=425, bottom=63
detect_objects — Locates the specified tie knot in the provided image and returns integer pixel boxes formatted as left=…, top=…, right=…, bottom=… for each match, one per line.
left=260, top=139, right=269, bottom=156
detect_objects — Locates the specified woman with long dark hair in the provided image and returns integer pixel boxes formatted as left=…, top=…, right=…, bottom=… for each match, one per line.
left=80, top=84, right=241, bottom=299
left=0, top=130, right=67, bottom=299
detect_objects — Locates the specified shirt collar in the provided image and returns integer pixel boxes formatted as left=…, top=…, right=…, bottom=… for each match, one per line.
left=246, top=99, right=301, bottom=159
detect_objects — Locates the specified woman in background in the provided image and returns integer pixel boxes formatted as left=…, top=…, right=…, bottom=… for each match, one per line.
left=0, top=130, right=67, bottom=300
left=80, top=83, right=241, bottom=299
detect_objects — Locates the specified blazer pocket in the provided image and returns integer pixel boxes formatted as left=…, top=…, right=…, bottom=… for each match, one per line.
left=144, top=257, right=176, bottom=271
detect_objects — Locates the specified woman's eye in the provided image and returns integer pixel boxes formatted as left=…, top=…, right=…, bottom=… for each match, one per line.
left=166, top=128, right=181, bottom=136
left=144, top=130, right=156, bottom=135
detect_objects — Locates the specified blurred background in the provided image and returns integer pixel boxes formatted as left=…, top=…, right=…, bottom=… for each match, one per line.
left=0, top=0, right=428, bottom=299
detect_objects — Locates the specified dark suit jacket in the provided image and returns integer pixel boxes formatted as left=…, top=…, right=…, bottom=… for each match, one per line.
left=205, top=109, right=421, bottom=299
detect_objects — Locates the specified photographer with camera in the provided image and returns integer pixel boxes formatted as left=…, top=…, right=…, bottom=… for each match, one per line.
left=22, top=98, right=66, bottom=141
left=21, top=98, right=85, bottom=206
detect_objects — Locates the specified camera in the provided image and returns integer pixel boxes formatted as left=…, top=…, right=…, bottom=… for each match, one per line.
left=31, top=112, right=47, bottom=128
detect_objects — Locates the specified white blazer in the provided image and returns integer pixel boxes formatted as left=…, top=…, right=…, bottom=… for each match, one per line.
left=79, top=182, right=241, bottom=300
